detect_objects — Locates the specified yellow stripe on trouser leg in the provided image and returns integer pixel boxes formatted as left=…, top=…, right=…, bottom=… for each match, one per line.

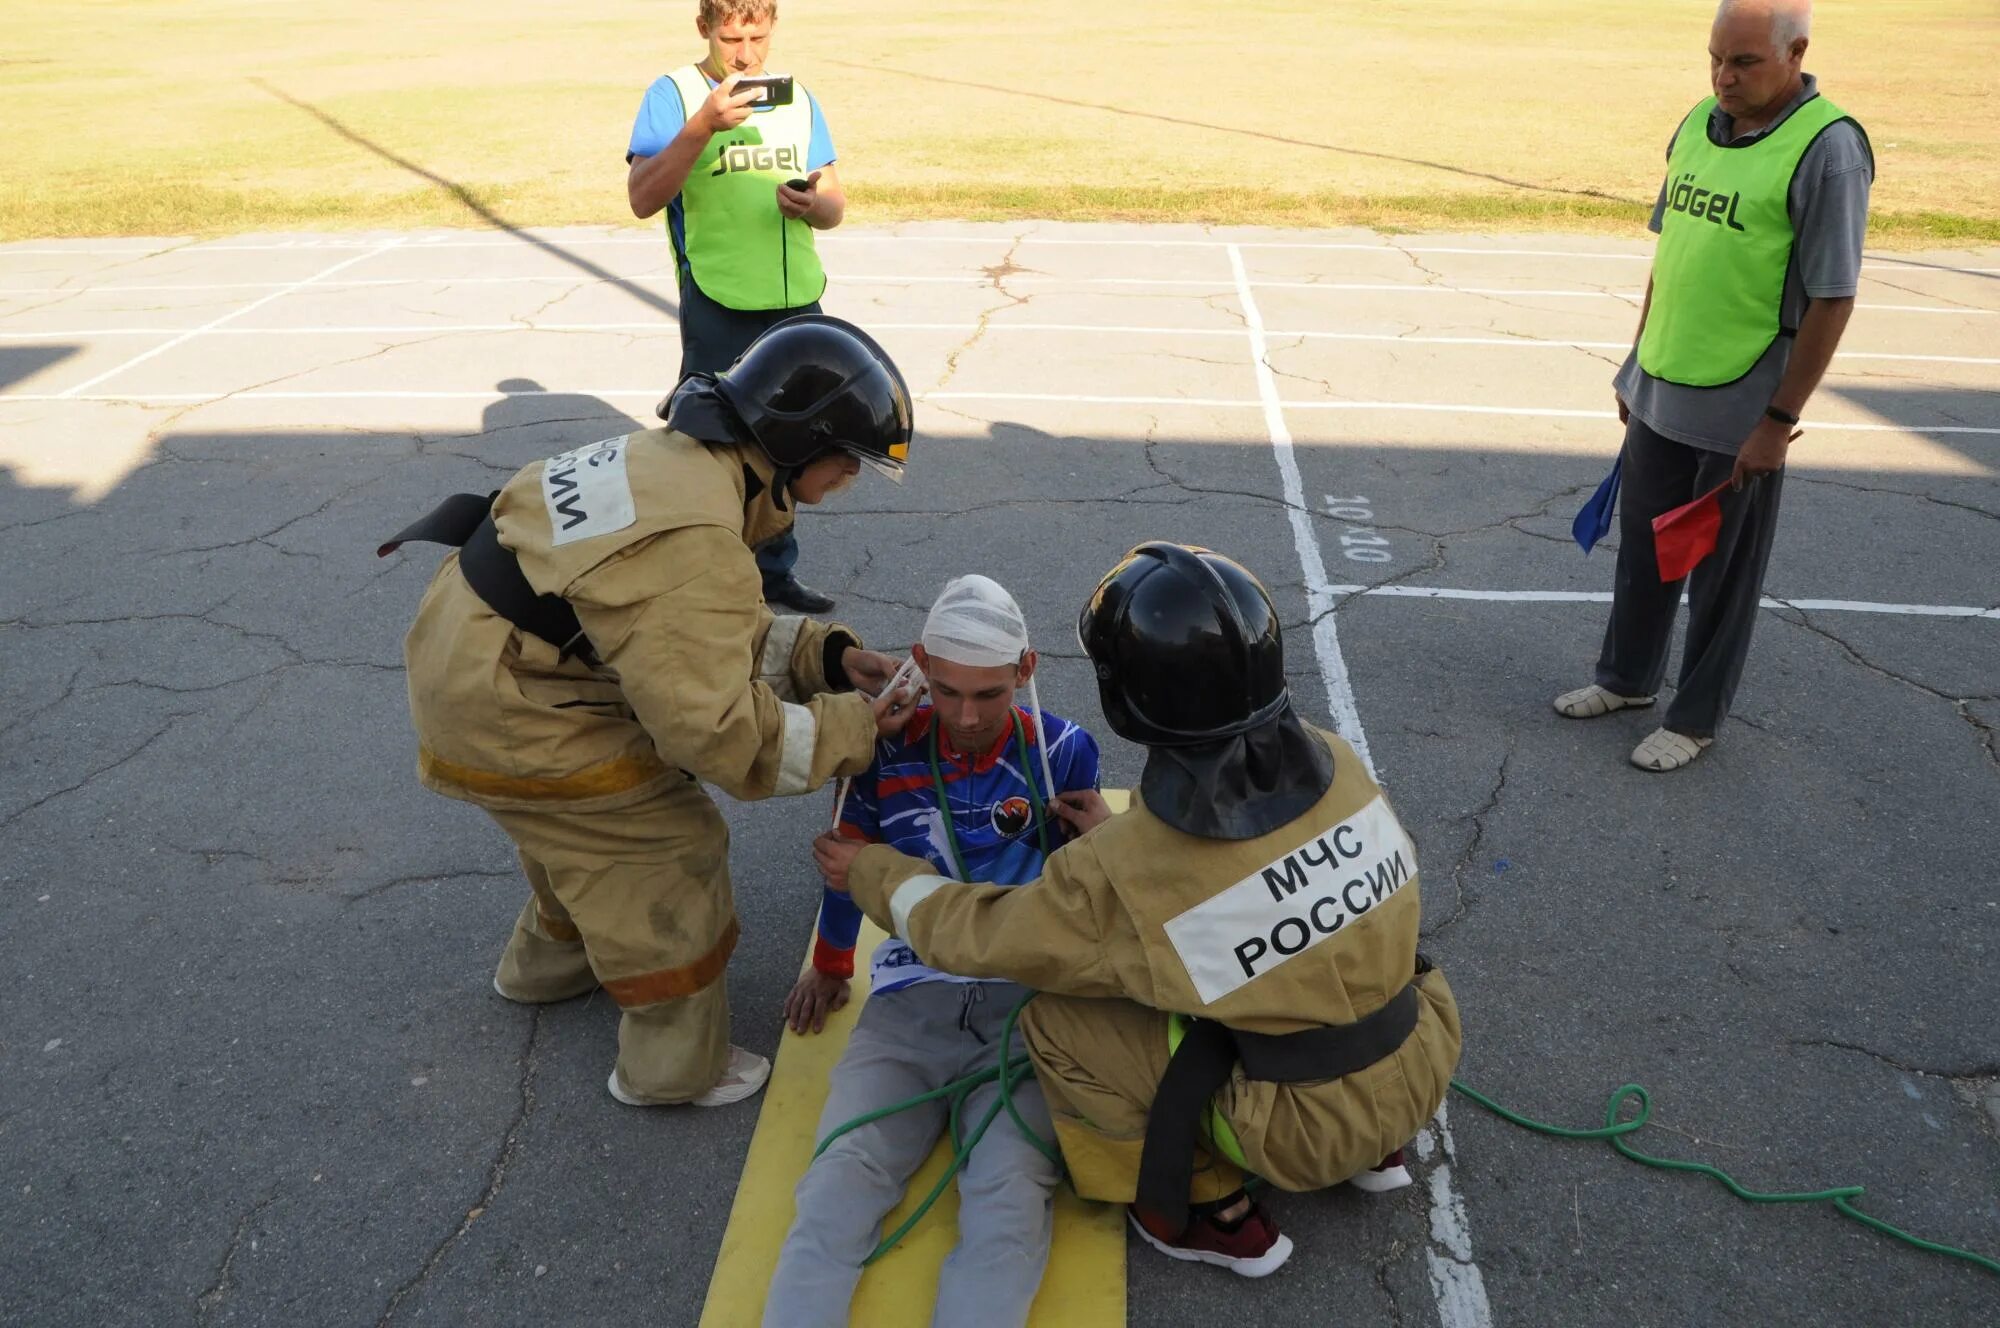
left=698, top=920, right=1126, bottom=1328
left=490, top=779, right=737, bottom=1103
left=1021, top=994, right=1245, bottom=1206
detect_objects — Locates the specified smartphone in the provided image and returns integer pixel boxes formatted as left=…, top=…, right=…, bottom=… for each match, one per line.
left=732, top=74, right=794, bottom=107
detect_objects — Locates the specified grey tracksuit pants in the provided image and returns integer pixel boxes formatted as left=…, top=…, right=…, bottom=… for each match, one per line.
left=1595, top=416, right=1786, bottom=739
left=763, top=980, right=1060, bottom=1328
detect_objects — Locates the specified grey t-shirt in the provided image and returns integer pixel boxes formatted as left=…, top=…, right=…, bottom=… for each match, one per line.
left=1613, top=74, right=1874, bottom=454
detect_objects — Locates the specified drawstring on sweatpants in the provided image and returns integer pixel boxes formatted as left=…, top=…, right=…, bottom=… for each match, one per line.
left=956, top=984, right=989, bottom=1043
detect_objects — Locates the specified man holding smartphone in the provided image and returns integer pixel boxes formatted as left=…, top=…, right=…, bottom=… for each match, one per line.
left=626, top=0, right=847, bottom=614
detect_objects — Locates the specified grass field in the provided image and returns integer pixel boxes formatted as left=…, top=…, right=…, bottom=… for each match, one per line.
left=5, top=0, right=1997, bottom=243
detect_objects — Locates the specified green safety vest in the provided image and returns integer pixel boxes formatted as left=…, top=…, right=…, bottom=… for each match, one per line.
left=1636, top=93, right=1853, bottom=387
left=668, top=64, right=827, bottom=312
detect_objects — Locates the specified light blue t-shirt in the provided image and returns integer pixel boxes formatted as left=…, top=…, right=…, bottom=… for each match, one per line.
left=626, top=70, right=837, bottom=276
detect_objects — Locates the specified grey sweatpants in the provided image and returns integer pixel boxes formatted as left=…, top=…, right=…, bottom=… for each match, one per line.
left=763, top=981, right=1060, bottom=1328
left=1594, top=416, right=1786, bottom=739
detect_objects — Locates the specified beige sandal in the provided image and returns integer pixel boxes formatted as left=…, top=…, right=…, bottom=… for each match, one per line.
left=1553, top=684, right=1657, bottom=719
left=1630, top=727, right=1713, bottom=772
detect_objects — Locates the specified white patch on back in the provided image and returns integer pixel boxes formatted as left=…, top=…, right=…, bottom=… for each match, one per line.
left=1162, top=795, right=1417, bottom=1003
left=540, top=437, right=636, bottom=546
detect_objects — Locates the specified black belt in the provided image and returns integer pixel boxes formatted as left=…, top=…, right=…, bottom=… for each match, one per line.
left=379, top=492, right=599, bottom=666
left=1136, top=964, right=1427, bottom=1232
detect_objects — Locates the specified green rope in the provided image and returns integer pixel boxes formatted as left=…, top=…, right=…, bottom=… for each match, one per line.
left=1449, top=1079, right=2000, bottom=1278
left=814, top=997, right=1998, bottom=1279
left=811, top=993, right=1061, bottom=1266
left=926, top=709, right=1052, bottom=880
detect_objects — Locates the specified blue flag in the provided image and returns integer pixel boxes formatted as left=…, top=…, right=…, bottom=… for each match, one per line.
left=1572, top=456, right=1622, bottom=554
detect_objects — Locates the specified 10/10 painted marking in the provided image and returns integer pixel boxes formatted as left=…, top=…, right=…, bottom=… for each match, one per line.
left=1326, top=494, right=1392, bottom=563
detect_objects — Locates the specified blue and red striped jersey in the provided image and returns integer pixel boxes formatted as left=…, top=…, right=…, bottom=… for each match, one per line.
left=813, top=704, right=1100, bottom=992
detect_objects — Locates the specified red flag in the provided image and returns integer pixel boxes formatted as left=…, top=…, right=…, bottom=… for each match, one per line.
left=1651, top=482, right=1729, bottom=582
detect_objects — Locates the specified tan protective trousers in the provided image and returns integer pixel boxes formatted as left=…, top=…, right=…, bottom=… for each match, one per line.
left=1017, top=995, right=1243, bottom=1207
left=1021, top=974, right=1461, bottom=1206
left=487, top=777, right=738, bottom=1103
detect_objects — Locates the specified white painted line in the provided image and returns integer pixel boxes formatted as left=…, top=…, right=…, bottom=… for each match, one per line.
left=0, top=319, right=1236, bottom=339
left=4, top=271, right=1985, bottom=317
left=52, top=241, right=404, bottom=399
left=5, top=234, right=1995, bottom=278
left=1253, top=281, right=1644, bottom=298
left=928, top=395, right=2000, bottom=435
left=1227, top=243, right=1373, bottom=770
left=1274, top=332, right=2000, bottom=366
left=6, top=390, right=672, bottom=402
left=1322, top=584, right=2000, bottom=619
left=0, top=276, right=1619, bottom=296
left=2, top=319, right=1993, bottom=368
left=1229, top=238, right=1494, bottom=1328
left=0, top=276, right=672, bottom=293
left=9, top=386, right=1999, bottom=436
left=0, top=246, right=175, bottom=255
left=1251, top=284, right=1993, bottom=315
left=1761, top=595, right=2000, bottom=619
left=1414, top=1105, right=1494, bottom=1328
left=1272, top=401, right=2000, bottom=435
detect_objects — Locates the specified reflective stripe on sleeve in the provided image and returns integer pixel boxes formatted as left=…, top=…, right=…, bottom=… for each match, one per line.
left=888, top=873, right=953, bottom=941
left=759, top=616, right=805, bottom=697
left=774, top=701, right=818, bottom=796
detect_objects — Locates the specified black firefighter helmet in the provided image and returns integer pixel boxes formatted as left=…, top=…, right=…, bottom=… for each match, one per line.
left=712, top=314, right=914, bottom=482
left=1078, top=542, right=1290, bottom=747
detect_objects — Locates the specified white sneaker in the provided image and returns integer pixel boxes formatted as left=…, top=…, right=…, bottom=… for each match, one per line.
left=692, top=1045, right=772, bottom=1106
left=1347, top=1149, right=1414, bottom=1194
left=605, top=1045, right=772, bottom=1108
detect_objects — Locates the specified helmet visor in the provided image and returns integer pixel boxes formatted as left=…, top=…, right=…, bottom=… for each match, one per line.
left=844, top=441, right=906, bottom=484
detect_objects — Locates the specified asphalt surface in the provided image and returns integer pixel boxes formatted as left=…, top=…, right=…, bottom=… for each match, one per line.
left=1, top=221, right=1996, bottom=1327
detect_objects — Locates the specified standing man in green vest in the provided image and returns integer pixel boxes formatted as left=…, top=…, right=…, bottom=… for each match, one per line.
left=1555, top=0, right=1872, bottom=772
left=626, top=0, right=846, bottom=615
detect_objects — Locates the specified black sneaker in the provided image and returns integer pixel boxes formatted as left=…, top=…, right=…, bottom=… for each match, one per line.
left=765, top=576, right=835, bottom=614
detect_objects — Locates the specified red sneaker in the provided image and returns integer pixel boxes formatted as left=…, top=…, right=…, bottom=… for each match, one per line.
left=1347, top=1148, right=1413, bottom=1194
left=1128, top=1200, right=1294, bottom=1278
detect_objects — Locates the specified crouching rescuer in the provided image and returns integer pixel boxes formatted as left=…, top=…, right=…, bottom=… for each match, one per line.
left=382, top=315, right=919, bottom=1107
left=813, top=543, right=1462, bottom=1275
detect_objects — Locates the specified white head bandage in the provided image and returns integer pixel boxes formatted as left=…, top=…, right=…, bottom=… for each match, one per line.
left=921, top=574, right=1029, bottom=668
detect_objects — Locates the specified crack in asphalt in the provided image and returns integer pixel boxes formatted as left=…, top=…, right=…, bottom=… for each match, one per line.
left=375, top=1008, right=545, bottom=1326
left=1771, top=606, right=2000, bottom=775
left=341, top=868, right=518, bottom=904
left=1787, top=474, right=2000, bottom=525
left=0, top=711, right=192, bottom=831
left=195, top=1189, right=281, bottom=1323
left=1796, top=1038, right=2000, bottom=1081
left=1422, top=737, right=1517, bottom=942
left=934, top=236, right=1038, bottom=390
left=1374, top=1232, right=1412, bottom=1327
left=1860, top=275, right=1986, bottom=313
left=157, top=468, right=389, bottom=561
left=0, top=662, right=86, bottom=741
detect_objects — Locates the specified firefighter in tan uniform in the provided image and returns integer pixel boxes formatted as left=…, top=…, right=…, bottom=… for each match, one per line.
left=384, top=316, right=921, bottom=1107
left=814, top=543, right=1462, bottom=1275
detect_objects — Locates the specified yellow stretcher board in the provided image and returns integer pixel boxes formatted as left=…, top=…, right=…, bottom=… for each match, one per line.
left=698, top=792, right=1131, bottom=1328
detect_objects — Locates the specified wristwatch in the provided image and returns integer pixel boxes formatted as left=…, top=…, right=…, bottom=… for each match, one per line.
left=1764, top=404, right=1801, bottom=426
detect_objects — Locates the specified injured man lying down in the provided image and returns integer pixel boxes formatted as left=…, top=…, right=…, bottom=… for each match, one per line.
left=764, top=575, right=1102, bottom=1328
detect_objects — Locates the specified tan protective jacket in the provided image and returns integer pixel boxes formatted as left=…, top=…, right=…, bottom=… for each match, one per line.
left=404, top=428, right=878, bottom=813
left=846, top=726, right=1461, bottom=1187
